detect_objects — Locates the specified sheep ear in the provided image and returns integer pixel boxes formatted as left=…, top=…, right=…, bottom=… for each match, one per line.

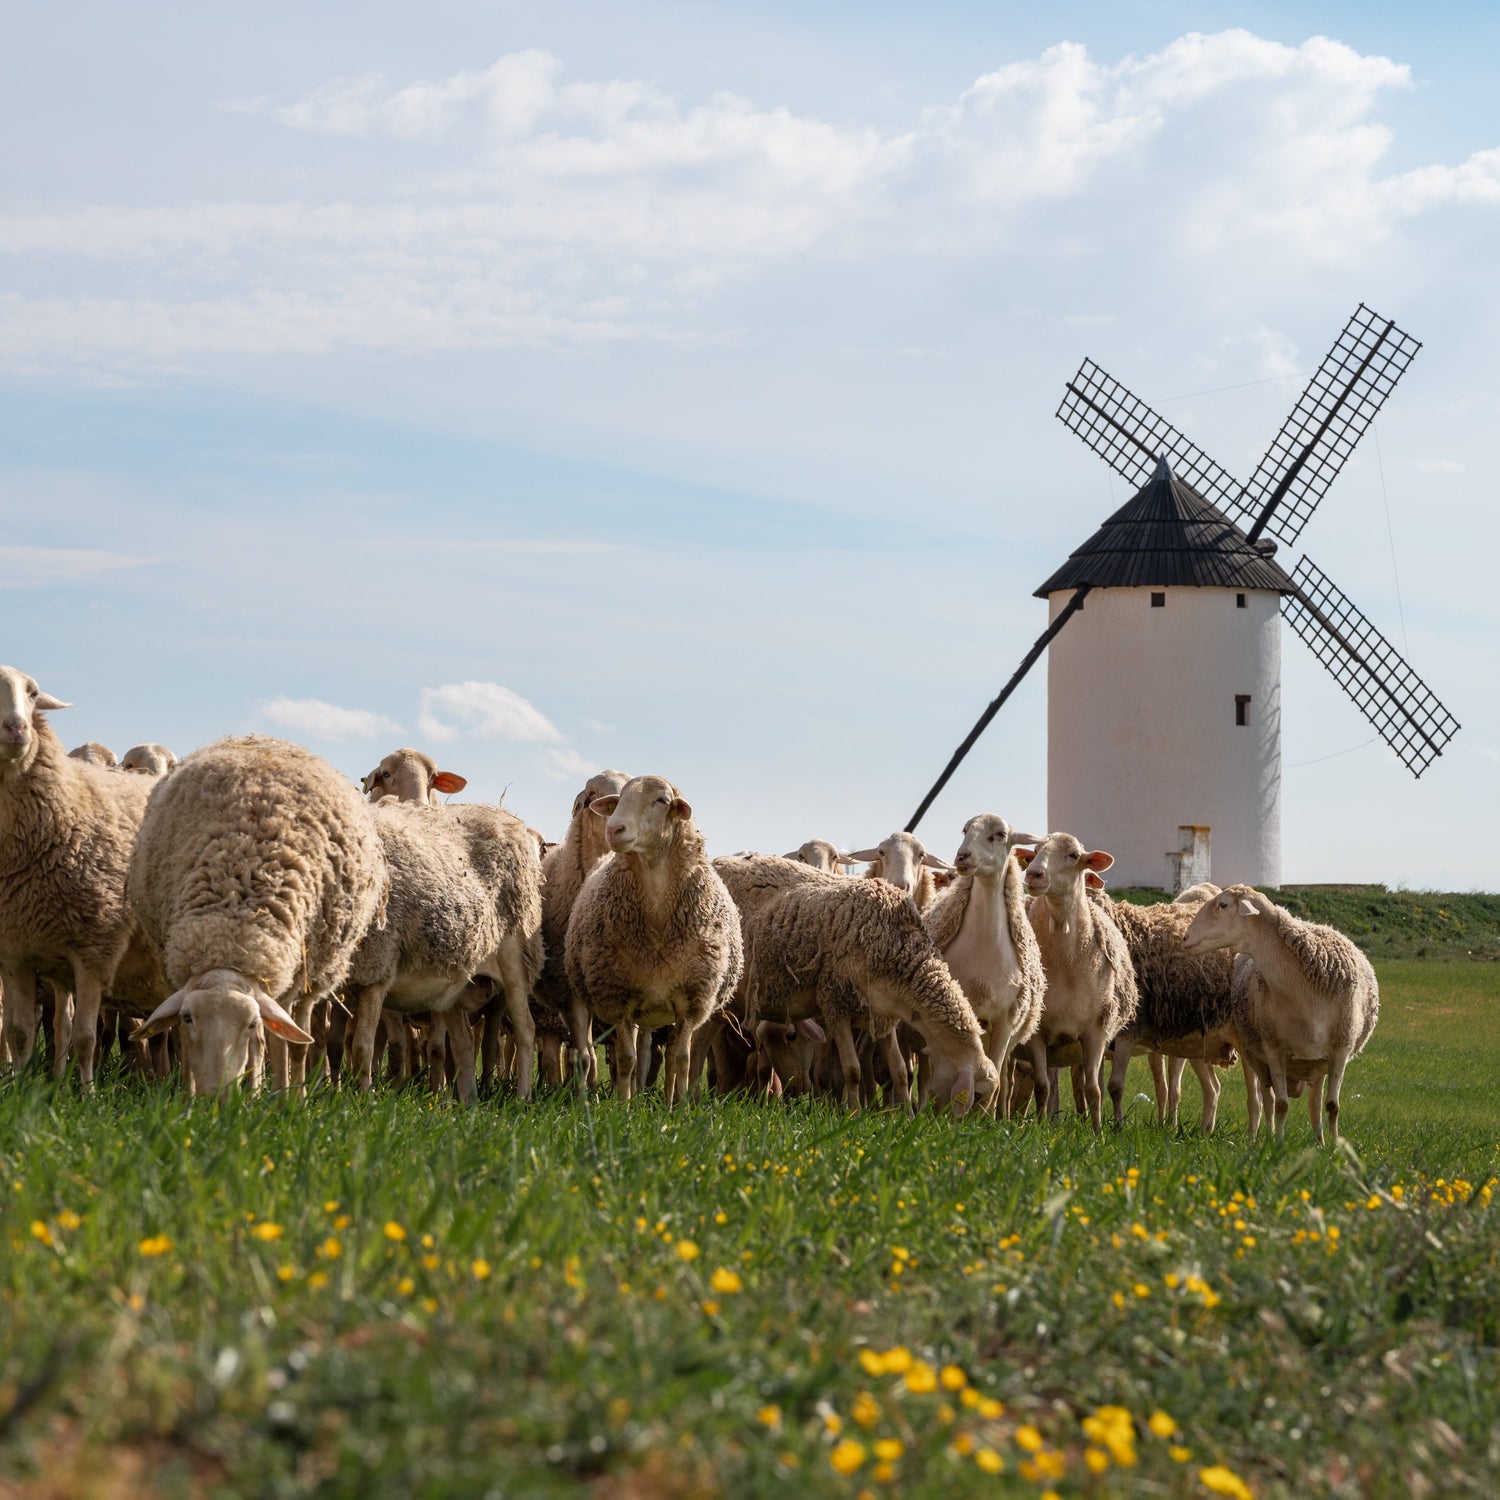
left=845, top=848, right=881, bottom=863
left=1237, top=897, right=1259, bottom=917
left=797, top=1018, right=827, bottom=1044
left=34, top=692, right=71, bottom=712
left=1083, top=850, right=1115, bottom=872
left=1009, top=832, right=1044, bottom=847
left=1013, top=848, right=1035, bottom=869
left=360, top=773, right=375, bottom=795
left=949, top=1068, right=976, bottom=1118
left=920, top=854, right=954, bottom=871
left=256, top=993, right=314, bottom=1045
left=135, top=990, right=184, bottom=1039
left=589, top=795, right=619, bottom=817
left=670, top=797, right=692, bottom=820
left=1085, top=870, right=1106, bottom=890
left=431, top=771, right=466, bottom=795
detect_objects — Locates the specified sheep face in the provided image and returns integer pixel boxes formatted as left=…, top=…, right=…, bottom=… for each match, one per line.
left=592, top=774, right=691, bottom=858
left=1181, top=885, right=1263, bottom=955
left=138, top=969, right=315, bottom=1095
left=571, top=769, right=630, bottom=821
left=0, top=665, right=70, bottom=763
left=363, top=748, right=466, bottom=805
left=951, top=814, right=1042, bottom=877
left=120, top=743, right=178, bottom=776
left=927, top=1047, right=1000, bottom=1119
left=69, top=742, right=118, bottom=768
left=845, top=832, right=950, bottom=899
left=785, top=839, right=841, bottom=873
left=1021, top=832, right=1113, bottom=898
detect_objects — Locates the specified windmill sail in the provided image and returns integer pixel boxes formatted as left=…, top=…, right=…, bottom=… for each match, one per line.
left=1056, top=359, right=1248, bottom=523
left=1240, top=305, right=1422, bottom=548
left=1282, top=556, right=1459, bottom=778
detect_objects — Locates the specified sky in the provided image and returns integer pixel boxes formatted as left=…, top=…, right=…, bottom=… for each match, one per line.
left=1, top=1, right=1495, bottom=889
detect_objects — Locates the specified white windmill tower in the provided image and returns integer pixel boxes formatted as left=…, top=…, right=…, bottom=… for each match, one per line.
left=907, top=305, right=1460, bottom=890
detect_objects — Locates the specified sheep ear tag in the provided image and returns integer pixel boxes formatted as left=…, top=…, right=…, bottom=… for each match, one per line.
left=589, top=796, right=620, bottom=817
left=1013, top=848, right=1035, bottom=869
left=432, top=771, right=467, bottom=795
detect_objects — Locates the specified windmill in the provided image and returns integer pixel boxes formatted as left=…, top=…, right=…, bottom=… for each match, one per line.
left=908, top=304, right=1460, bottom=889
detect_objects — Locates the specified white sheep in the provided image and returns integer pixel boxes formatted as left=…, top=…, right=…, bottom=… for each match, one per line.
left=535, top=769, right=630, bottom=1089
left=844, top=831, right=952, bottom=911
left=0, top=667, right=153, bottom=1080
left=1182, top=885, right=1379, bottom=1143
left=344, top=797, right=544, bottom=1101
left=783, top=839, right=844, bottom=873
left=119, top=742, right=178, bottom=776
left=1019, top=832, right=1139, bottom=1130
left=68, top=742, right=117, bottom=768
left=362, top=746, right=467, bottom=806
left=566, top=776, right=743, bottom=1104
left=923, top=814, right=1045, bottom=1116
left=130, top=736, right=388, bottom=1094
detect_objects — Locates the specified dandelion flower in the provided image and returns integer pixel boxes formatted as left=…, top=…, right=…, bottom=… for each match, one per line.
left=873, top=1438, right=904, bottom=1461
left=858, top=1349, right=887, bottom=1377
left=710, top=1266, right=742, bottom=1294
left=472, top=1258, right=491, bottom=1280
left=1014, top=1425, right=1043, bottom=1453
left=974, top=1447, right=1004, bottom=1474
left=384, top=1221, right=407, bottom=1243
left=978, top=1397, right=1004, bottom=1419
left=701, top=1299, right=720, bottom=1315
left=251, top=1222, right=283, bottom=1242
left=1198, top=1464, right=1253, bottom=1499
left=829, top=1439, right=866, bottom=1475
left=881, top=1346, right=912, bottom=1373
left=851, top=1392, right=880, bottom=1429
left=138, top=1234, right=172, bottom=1257
left=1149, top=1410, right=1177, bottom=1438
left=939, top=1364, right=967, bottom=1391
left=307, top=1270, right=329, bottom=1290
left=29, top=1221, right=53, bottom=1248
left=1170, top=1445, right=1193, bottom=1463
left=396, top=1276, right=415, bottom=1296
left=56, top=1210, right=82, bottom=1231
left=675, top=1239, right=700, bottom=1262
left=903, top=1362, right=938, bottom=1394
left=757, top=1405, right=781, bottom=1430
left=1085, top=1447, right=1110, bottom=1474
left=276, top=1265, right=296, bottom=1283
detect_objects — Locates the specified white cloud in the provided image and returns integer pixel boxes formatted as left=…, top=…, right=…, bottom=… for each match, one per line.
left=580, top=717, right=615, bottom=735
left=0, top=545, right=146, bottom=585
left=1411, top=458, right=1466, bottom=474
left=0, top=33, right=1496, bottom=366
left=538, top=745, right=602, bottom=780
left=261, top=696, right=402, bottom=741
left=416, top=681, right=562, bottom=744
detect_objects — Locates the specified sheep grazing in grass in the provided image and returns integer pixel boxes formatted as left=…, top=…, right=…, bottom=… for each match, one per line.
left=1182, top=885, right=1379, bottom=1143
left=923, top=814, right=1044, bottom=1116
left=343, top=793, right=545, bottom=1101
left=566, top=776, right=742, bottom=1104
left=0, top=668, right=153, bottom=1080
left=119, top=743, right=178, bottom=776
left=784, top=839, right=844, bottom=873
left=1019, top=833, right=1138, bottom=1131
left=717, top=854, right=995, bottom=1115
left=68, top=742, right=117, bottom=768
left=534, top=769, right=629, bottom=1089
left=362, top=747, right=467, bottom=806
left=130, top=736, right=388, bottom=1095
left=1091, top=886, right=1237, bottom=1131
left=844, top=831, right=952, bottom=911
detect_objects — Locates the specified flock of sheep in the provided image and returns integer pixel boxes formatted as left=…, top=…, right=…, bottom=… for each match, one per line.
left=0, top=663, right=1379, bottom=1143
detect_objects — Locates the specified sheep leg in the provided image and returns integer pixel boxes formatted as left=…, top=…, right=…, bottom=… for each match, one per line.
left=246, top=1021, right=265, bottom=1092
left=1021, top=1034, right=1051, bottom=1120
left=348, top=984, right=389, bottom=1091
left=1241, top=1050, right=1263, bottom=1137
left=1149, top=1052, right=1168, bottom=1124
left=983, top=1022, right=1012, bottom=1118
left=1306, top=1072, right=1326, bottom=1144
left=539, top=1032, right=564, bottom=1086
left=1107, top=1037, right=1132, bottom=1126
left=491, top=940, right=536, bottom=1100
left=1079, top=1030, right=1107, bottom=1133
left=1264, top=1052, right=1291, bottom=1143
left=829, top=1017, right=863, bottom=1110
left=50, top=985, right=75, bottom=1080
left=1190, top=1057, right=1220, bottom=1132
left=612, top=1023, right=639, bottom=1101
left=480, top=1004, right=504, bottom=1091
left=664, top=1024, right=699, bottom=1108
left=447, top=1009, right=479, bottom=1105
left=880, top=1029, right=911, bottom=1110
left=286, top=995, right=317, bottom=1092
left=1168, top=1056, right=1188, bottom=1128
left=425, top=1019, right=450, bottom=1095
left=1324, top=1049, right=1354, bottom=1144
left=566, top=997, right=597, bottom=1091
left=65, top=968, right=105, bottom=1086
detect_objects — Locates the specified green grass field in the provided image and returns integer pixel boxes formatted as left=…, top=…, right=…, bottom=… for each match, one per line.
left=3, top=960, right=1498, bottom=1499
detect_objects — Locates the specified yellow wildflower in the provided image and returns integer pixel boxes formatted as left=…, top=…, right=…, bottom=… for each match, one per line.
left=139, top=1234, right=172, bottom=1257
left=384, top=1221, right=406, bottom=1242
left=1198, top=1464, right=1253, bottom=1499
left=978, top=1397, right=1004, bottom=1419
left=974, top=1447, right=1003, bottom=1474
left=859, top=1349, right=887, bottom=1377
left=829, top=1439, right=867, bottom=1475
left=710, top=1266, right=743, bottom=1294
left=1111, top=1290, right=1126, bottom=1310
left=251, top=1222, right=283, bottom=1242
left=1085, top=1447, right=1110, bottom=1474
left=276, top=1265, right=296, bottom=1283
left=951, top=1433, right=975, bottom=1457
left=1035, top=1448, right=1066, bottom=1478
left=1133, top=1282, right=1150, bottom=1298
left=873, top=1462, right=895, bottom=1482
left=472, top=1258, right=491, bottom=1280
left=675, top=1239, right=700, bottom=1261
left=757, top=1405, right=781, bottom=1429
left=851, top=1392, right=880, bottom=1429
left=56, top=1210, right=82, bottom=1231
left=1014, top=1425, right=1043, bottom=1452
left=714, top=1211, right=728, bottom=1224
left=823, top=1411, right=844, bottom=1435
left=1170, top=1445, right=1193, bottom=1463
left=939, top=1364, right=967, bottom=1391
left=873, top=1438, right=904, bottom=1461
left=903, top=1361, right=938, bottom=1393
left=307, top=1270, right=329, bottom=1290
left=881, top=1346, right=912, bottom=1373
left=396, top=1276, right=415, bottom=1295
left=701, top=1299, right=720, bottom=1315
left=1149, top=1410, right=1177, bottom=1438
left=30, top=1221, right=53, bottom=1248
left=323, top=1200, right=339, bottom=1213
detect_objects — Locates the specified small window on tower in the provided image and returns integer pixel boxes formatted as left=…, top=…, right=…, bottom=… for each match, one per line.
left=1151, top=592, right=1166, bottom=608
left=1235, top=694, right=1251, bottom=727
left=1236, top=593, right=1246, bottom=608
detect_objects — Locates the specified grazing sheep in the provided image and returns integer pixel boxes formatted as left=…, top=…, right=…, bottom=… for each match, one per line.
left=1182, top=885, right=1379, bottom=1143
left=1175, top=882, right=1222, bottom=905
left=535, top=769, right=629, bottom=1089
left=1019, top=833, right=1138, bottom=1130
left=344, top=796, right=544, bottom=1101
left=566, top=776, right=742, bottom=1105
left=1091, top=889, right=1238, bottom=1131
left=68, top=742, right=117, bottom=768
left=923, top=814, right=1044, bottom=1116
left=0, top=668, right=153, bottom=1080
left=716, top=854, right=996, bottom=1115
left=130, top=736, right=387, bottom=1095
left=844, top=831, right=951, bottom=911
left=119, top=742, right=178, bottom=776
left=784, top=839, right=844, bottom=873
left=362, top=747, right=467, bottom=806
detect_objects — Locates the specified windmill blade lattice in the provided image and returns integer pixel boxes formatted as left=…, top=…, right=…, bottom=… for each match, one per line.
left=1240, top=305, right=1422, bottom=548
left=1282, top=556, right=1459, bottom=778
left=1056, top=360, right=1248, bottom=522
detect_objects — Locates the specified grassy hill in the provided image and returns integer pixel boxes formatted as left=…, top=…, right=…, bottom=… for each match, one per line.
left=1112, top=885, right=1500, bottom=961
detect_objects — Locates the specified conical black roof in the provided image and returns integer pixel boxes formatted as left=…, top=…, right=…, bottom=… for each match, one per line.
left=1034, top=457, right=1295, bottom=597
